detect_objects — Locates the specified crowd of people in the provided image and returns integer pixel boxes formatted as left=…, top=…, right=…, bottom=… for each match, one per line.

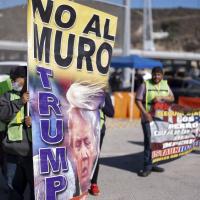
left=0, top=66, right=174, bottom=199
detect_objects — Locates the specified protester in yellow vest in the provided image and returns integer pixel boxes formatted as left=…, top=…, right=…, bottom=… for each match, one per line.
left=136, top=67, right=174, bottom=177
left=0, top=66, right=34, bottom=200
left=89, top=92, right=114, bottom=195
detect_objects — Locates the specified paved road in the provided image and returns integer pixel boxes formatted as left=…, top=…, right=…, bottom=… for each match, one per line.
left=88, top=119, right=200, bottom=200
left=0, top=119, right=199, bottom=200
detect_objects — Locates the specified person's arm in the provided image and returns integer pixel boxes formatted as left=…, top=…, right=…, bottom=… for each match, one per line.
left=135, top=83, right=153, bottom=122
left=101, top=93, right=114, bottom=118
left=0, top=92, right=23, bottom=122
left=136, top=100, right=153, bottom=122
left=0, top=91, right=29, bottom=122
left=153, top=88, right=174, bottom=103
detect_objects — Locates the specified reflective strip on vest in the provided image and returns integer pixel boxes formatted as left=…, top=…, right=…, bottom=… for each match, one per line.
left=145, top=80, right=169, bottom=112
left=100, top=110, right=105, bottom=129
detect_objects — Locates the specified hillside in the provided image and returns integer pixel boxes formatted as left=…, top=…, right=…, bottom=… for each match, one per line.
left=0, top=5, right=200, bottom=52
left=0, top=5, right=27, bottom=42
left=131, top=8, right=200, bottom=52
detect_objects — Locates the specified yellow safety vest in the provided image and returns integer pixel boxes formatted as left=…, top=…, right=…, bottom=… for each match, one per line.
left=145, top=79, right=169, bottom=112
left=100, top=110, right=105, bottom=129
left=0, top=92, right=24, bottom=141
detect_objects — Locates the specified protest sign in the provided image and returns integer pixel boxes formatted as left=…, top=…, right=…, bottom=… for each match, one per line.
left=27, top=0, right=117, bottom=199
left=150, top=103, right=200, bottom=163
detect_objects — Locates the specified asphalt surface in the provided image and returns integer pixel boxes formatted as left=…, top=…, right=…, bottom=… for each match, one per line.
left=88, top=119, right=200, bottom=200
left=0, top=119, right=199, bottom=200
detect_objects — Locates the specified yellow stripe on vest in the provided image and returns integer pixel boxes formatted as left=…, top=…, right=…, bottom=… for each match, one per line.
left=16, top=111, right=22, bottom=124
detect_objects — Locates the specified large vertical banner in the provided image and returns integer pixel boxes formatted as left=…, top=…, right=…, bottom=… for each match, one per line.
left=27, top=0, right=117, bottom=199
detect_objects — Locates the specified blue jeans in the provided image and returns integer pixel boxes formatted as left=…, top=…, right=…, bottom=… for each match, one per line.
left=3, top=161, right=17, bottom=189
left=2, top=155, right=34, bottom=200
left=141, top=122, right=152, bottom=171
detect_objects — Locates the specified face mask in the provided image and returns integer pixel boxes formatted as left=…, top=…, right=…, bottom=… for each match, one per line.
left=12, top=82, right=23, bottom=92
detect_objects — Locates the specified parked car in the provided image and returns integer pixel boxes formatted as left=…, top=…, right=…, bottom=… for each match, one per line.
left=0, top=61, right=26, bottom=75
left=167, top=76, right=200, bottom=102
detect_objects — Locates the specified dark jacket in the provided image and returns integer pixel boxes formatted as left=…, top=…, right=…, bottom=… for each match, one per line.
left=100, top=92, right=114, bottom=135
left=102, top=93, right=114, bottom=118
left=0, top=91, right=32, bottom=157
left=0, top=91, right=24, bottom=123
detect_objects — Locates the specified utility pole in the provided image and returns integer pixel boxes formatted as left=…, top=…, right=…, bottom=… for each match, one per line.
left=122, top=0, right=132, bottom=91
left=123, top=0, right=135, bottom=120
left=143, top=0, right=155, bottom=51
left=122, top=0, right=131, bottom=91
left=123, top=0, right=131, bottom=56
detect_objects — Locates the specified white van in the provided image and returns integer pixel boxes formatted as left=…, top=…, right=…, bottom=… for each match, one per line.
left=0, top=61, right=27, bottom=75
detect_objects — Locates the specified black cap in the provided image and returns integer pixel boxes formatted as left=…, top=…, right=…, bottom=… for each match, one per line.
left=152, top=66, right=163, bottom=74
left=10, top=66, right=27, bottom=80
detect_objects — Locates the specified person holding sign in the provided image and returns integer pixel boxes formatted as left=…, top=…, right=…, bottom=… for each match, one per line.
left=89, top=92, right=114, bottom=196
left=136, top=67, right=174, bottom=177
left=0, top=66, right=34, bottom=199
left=28, top=0, right=117, bottom=198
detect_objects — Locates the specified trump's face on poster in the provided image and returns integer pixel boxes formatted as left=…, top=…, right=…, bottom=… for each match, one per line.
left=68, top=108, right=97, bottom=192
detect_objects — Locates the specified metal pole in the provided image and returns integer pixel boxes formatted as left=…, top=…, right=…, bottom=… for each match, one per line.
left=27, top=69, right=29, bottom=116
left=123, top=0, right=131, bottom=56
left=123, top=0, right=132, bottom=92
left=130, top=68, right=135, bottom=120
left=123, top=0, right=135, bottom=120
left=143, top=0, right=155, bottom=51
